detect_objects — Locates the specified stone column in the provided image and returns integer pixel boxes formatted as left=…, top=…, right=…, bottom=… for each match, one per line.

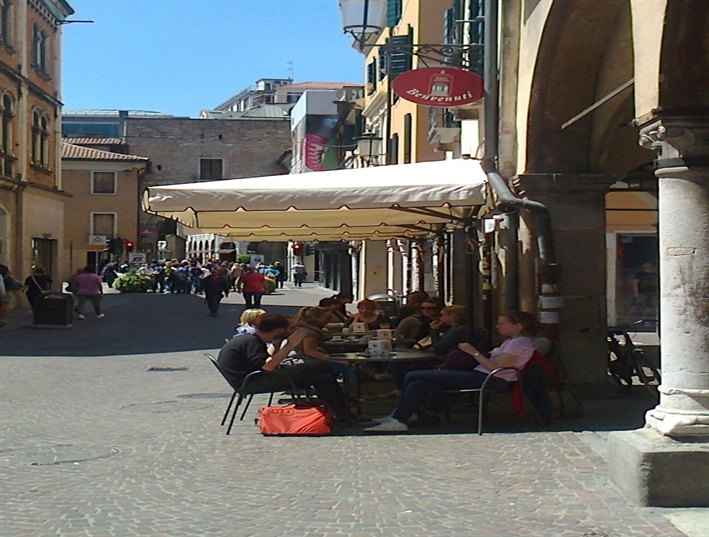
left=608, top=116, right=709, bottom=507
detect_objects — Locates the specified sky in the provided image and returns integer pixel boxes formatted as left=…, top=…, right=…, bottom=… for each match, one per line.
left=62, top=0, right=364, bottom=117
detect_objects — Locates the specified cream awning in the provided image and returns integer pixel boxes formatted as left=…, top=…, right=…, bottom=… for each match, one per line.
left=143, top=159, right=488, bottom=239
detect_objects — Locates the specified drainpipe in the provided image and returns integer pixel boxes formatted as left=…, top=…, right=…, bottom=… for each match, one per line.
left=481, top=0, right=558, bottom=330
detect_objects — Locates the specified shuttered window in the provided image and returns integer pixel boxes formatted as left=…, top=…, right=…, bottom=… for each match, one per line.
left=387, top=0, right=402, bottom=28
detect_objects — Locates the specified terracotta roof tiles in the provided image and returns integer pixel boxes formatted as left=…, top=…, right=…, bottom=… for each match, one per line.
left=62, top=143, right=149, bottom=162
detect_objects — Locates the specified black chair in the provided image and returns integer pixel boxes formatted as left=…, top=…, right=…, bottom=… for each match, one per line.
left=205, top=353, right=300, bottom=435
left=440, top=367, right=544, bottom=435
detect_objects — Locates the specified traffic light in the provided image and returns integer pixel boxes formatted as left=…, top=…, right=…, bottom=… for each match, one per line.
left=305, top=244, right=315, bottom=256
left=125, top=240, right=134, bottom=252
left=292, top=242, right=303, bottom=255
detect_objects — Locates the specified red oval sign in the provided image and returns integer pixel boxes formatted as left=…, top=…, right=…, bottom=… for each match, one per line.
left=392, top=67, right=484, bottom=107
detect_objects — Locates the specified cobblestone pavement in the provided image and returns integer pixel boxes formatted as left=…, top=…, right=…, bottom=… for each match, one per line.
left=0, top=288, right=703, bottom=537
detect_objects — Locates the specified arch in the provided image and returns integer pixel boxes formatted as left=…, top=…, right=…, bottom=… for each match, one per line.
left=659, top=0, right=709, bottom=110
left=526, top=0, right=640, bottom=174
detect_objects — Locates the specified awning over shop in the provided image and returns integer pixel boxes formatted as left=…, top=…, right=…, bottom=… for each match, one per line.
left=143, top=158, right=488, bottom=239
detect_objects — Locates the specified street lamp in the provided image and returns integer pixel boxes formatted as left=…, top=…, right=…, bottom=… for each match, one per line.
left=339, top=0, right=387, bottom=50
left=355, top=133, right=383, bottom=166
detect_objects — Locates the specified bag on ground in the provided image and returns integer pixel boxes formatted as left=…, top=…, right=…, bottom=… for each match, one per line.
left=257, top=404, right=331, bottom=436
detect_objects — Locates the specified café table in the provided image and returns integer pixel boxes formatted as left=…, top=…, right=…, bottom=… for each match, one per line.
left=326, top=349, right=436, bottom=423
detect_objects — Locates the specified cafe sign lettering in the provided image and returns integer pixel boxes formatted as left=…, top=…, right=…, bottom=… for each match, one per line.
left=392, top=67, right=484, bottom=107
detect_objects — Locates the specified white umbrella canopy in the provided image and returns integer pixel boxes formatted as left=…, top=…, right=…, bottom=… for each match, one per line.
left=144, top=158, right=488, bottom=239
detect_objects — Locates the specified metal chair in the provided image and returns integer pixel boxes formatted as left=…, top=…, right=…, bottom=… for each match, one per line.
left=205, top=353, right=299, bottom=435
left=440, top=366, right=544, bottom=435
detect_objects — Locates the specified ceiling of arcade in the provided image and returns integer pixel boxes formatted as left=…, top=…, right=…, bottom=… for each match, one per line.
left=525, top=0, right=649, bottom=180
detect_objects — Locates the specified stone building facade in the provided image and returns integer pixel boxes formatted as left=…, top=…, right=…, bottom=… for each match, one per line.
left=0, top=0, right=74, bottom=288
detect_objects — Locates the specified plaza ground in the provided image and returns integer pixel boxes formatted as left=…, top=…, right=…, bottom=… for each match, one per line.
left=0, top=285, right=706, bottom=536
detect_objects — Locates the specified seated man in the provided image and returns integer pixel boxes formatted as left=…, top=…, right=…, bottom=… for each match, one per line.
left=217, top=314, right=346, bottom=420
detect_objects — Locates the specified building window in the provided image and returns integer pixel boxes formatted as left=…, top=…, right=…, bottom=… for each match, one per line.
left=0, top=93, right=13, bottom=178
left=389, top=133, right=399, bottom=165
left=199, top=158, right=223, bottom=181
left=31, top=111, right=50, bottom=168
left=367, top=61, right=377, bottom=94
left=387, top=0, right=402, bottom=27
left=91, top=213, right=116, bottom=237
left=286, top=92, right=302, bottom=103
left=0, top=0, right=12, bottom=44
left=92, top=172, right=117, bottom=194
left=31, top=24, right=48, bottom=73
left=403, top=114, right=412, bottom=164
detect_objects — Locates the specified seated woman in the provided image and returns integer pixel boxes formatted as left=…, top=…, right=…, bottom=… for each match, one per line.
left=234, top=308, right=267, bottom=337
left=346, top=299, right=390, bottom=331
left=291, top=306, right=332, bottom=362
left=428, top=305, right=489, bottom=358
left=365, top=311, right=540, bottom=432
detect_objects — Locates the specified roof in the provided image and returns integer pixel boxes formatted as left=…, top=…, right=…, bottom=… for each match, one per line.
left=62, top=143, right=149, bottom=162
left=63, top=110, right=177, bottom=118
left=62, top=137, right=126, bottom=146
left=277, top=82, right=359, bottom=91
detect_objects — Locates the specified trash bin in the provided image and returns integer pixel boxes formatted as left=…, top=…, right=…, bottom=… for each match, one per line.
left=33, top=292, right=73, bottom=328
left=367, top=293, right=401, bottom=319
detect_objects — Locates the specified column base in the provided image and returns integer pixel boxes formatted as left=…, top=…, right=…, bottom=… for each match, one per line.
left=608, top=428, right=709, bottom=507
left=646, top=403, right=709, bottom=437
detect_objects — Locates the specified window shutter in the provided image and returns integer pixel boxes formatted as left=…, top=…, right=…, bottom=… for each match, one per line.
left=387, top=34, right=412, bottom=80
left=386, top=0, right=402, bottom=28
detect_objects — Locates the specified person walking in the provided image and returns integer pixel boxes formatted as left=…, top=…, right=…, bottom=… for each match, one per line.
left=202, top=267, right=230, bottom=316
left=24, top=267, right=52, bottom=311
left=292, top=261, right=307, bottom=287
left=272, top=261, right=287, bottom=289
left=74, top=265, right=104, bottom=320
left=236, top=266, right=266, bottom=308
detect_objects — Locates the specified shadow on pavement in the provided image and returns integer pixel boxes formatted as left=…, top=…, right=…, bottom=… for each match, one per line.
left=0, top=292, right=301, bottom=357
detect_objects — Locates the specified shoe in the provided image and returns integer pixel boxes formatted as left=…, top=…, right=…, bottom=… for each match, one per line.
left=371, top=413, right=417, bottom=424
left=373, top=372, right=395, bottom=381
left=97, top=314, right=105, bottom=319
left=364, top=417, right=408, bottom=433
left=77, top=314, right=85, bottom=320
left=376, top=388, right=402, bottom=399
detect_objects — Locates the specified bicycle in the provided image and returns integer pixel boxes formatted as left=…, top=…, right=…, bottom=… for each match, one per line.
left=606, top=320, right=661, bottom=398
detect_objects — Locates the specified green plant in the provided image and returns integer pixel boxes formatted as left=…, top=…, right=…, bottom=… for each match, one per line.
left=114, top=270, right=152, bottom=293
left=236, top=254, right=251, bottom=264
left=264, top=276, right=277, bottom=294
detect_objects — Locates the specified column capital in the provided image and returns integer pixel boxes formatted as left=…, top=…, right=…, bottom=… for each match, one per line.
left=636, top=114, right=709, bottom=167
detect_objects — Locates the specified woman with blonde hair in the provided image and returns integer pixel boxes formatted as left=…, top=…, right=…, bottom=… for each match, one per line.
left=234, top=308, right=267, bottom=336
left=291, top=306, right=332, bottom=362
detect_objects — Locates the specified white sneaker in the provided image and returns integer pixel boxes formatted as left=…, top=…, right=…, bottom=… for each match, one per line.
left=97, top=314, right=105, bottom=319
left=372, top=412, right=417, bottom=424
left=77, top=314, right=85, bottom=320
left=364, top=417, right=408, bottom=433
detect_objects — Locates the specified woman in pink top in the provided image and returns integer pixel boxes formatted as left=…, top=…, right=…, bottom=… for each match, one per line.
left=74, top=265, right=104, bottom=320
left=365, top=311, right=540, bottom=433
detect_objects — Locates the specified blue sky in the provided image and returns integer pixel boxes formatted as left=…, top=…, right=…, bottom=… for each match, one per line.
left=62, top=0, right=364, bottom=117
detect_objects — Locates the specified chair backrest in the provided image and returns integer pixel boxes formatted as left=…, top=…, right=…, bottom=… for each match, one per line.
left=205, top=352, right=242, bottom=392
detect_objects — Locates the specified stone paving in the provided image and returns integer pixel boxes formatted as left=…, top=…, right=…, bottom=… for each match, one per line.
left=0, top=287, right=704, bottom=536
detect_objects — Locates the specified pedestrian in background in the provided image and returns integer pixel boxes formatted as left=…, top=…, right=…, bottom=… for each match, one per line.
left=74, top=265, right=104, bottom=320
left=24, top=267, right=52, bottom=311
left=202, top=267, right=230, bottom=316
left=236, top=265, right=266, bottom=308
